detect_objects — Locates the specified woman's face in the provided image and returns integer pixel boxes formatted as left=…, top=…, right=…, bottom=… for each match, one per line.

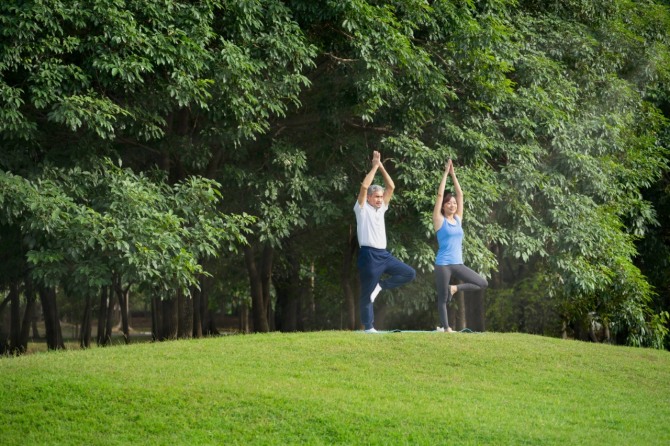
left=442, top=197, right=457, bottom=216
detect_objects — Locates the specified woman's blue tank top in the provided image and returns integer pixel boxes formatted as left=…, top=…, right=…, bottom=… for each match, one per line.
left=435, top=216, right=463, bottom=265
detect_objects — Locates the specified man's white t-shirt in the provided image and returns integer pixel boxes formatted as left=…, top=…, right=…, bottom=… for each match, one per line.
left=353, top=201, right=388, bottom=249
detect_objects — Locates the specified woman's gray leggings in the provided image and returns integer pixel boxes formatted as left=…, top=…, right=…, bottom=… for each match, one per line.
left=435, top=264, right=488, bottom=329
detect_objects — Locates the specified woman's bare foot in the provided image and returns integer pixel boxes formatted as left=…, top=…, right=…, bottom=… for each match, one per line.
left=446, top=327, right=454, bottom=333
left=450, top=285, right=458, bottom=297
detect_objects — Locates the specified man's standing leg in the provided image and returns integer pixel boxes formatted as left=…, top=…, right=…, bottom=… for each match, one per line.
left=357, top=247, right=385, bottom=330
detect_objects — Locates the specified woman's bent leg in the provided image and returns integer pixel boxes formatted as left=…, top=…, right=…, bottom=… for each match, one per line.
left=451, top=264, right=488, bottom=293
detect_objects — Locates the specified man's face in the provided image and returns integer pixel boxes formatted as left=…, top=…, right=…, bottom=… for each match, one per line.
left=367, top=190, right=384, bottom=209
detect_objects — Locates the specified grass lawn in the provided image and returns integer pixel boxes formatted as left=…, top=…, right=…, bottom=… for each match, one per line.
left=1, top=331, right=669, bottom=445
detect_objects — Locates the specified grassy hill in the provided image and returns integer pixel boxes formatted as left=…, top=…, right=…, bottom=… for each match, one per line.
left=1, top=331, right=669, bottom=445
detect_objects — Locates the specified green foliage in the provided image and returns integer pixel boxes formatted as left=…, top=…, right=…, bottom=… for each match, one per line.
left=486, top=273, right=562, bottom=336
left=0, top=160, right=253, bottom=298
left=271, top=0, right=670, bottom=345
left=0, top=0, right=316, bottom=170
left=221, top=139, right=347, bottom=248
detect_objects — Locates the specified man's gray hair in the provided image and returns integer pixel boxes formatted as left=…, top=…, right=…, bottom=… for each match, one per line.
left=367, top=184, right=384, bottom=196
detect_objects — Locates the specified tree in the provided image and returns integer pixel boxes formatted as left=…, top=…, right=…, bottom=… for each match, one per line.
left=0, top=160, right=252, bottom=350
left=280, top=0, right=670, bottom=345
left=0, top=0, right=313, bottom=339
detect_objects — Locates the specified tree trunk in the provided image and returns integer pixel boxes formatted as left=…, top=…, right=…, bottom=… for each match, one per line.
left=261, top=244, right=274, bottom=331
left=0, top=295, right=9, bottom=355
left=191, top=285, right=203, bottom=339
left=244, top=244, right=269, bottom=332
left=177, top=289, right=193, bottom=339
left=274, top=276, right=299, bottom=332
left=104, top=288, right=114, bottom=344
left=151, top=297, right=162, bottom=341
left=199, top=272, right=221, bottom=336
left=161, top=297, right=178, bottom=340
left=341, top=226, right=358, bottom=330
left=31, top=307, right=40, bottom=340
left=205, top=316, right=220, bottom=336
left=192, top=284, right=203, bottom=338
left=202, top=301, right=220, bottom=336
left=39, top=287, right=64, bottom=351
left=114, top=276, right=131, bottom=344
left=97, top=286, right=111, bottom=346
left=9, top=281, right=21, bottom=354
left=274, top=247, right=301, bottom=332
left=302, top=261, right=316, bottom=331
left=455, top=290, right=466, bottom=331
left=80, top=293, right=92, bottom=349
left=17, top=282, right=37, bottom=353
left=239, top=302, right=249, bottom=333
left=466, top=289, right=486, bottom=332
left=603, top=320, right=611, bottom=343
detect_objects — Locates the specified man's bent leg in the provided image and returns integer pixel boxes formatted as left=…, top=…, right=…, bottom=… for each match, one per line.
left=380, top=255, right=416, bottom=290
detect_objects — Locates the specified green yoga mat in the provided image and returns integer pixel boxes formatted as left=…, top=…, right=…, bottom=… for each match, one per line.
left=360, top=328, right=481, bottom=334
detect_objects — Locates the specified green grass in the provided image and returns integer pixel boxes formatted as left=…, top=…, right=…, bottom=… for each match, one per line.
left=1, top=331, right=669, bottom=445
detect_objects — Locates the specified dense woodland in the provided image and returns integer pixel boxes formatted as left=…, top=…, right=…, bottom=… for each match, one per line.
left=1, top=0, right=669, bottom=354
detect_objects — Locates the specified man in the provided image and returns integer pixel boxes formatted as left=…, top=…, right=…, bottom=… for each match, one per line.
left=354, top=150, right=416, bottom=333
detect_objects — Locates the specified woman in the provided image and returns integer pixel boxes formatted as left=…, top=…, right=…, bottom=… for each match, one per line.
left=433, top=159, right=488, bottom=332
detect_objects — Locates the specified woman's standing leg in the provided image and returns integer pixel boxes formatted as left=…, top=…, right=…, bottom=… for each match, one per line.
left=434, top=265, right=453, bottom=329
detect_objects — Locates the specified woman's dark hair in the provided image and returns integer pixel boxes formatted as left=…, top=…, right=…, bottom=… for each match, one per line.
left=441, top=192, right=456, bottom=216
